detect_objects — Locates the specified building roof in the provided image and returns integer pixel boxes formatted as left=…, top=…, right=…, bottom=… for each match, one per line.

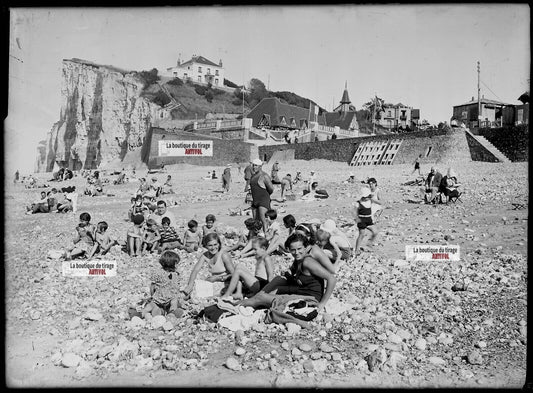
left=180, top=55, right=221, bottom=68
left=324, top=111, right=357, bottom=130
left=247, top=97, right=327, bottom=128
left=454, top=97, right=512, bottom=107
left=340, top=88, right=351, bottom=104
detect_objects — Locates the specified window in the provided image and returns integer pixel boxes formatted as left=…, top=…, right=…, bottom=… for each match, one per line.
left=184, top=73, right=188, bottom=78
left=207, top=68, right=211, bottom=74
left=198, top=76, right=201, bottom=82
left=173, top=72, right=178, bottom=76
left=215, top=70, right=219, bottom=76
left=388, top=110, right=392, bottom=117
left=215, top=78, right=219, bottom=85
left=188, top=66, right=191, bottom=70
left=198, top=66, right=202, bottom=73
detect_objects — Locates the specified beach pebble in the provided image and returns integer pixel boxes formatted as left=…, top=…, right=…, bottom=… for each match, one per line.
left=30, top=310, right=41, bottom=320
left=428, top=356, right=446, bottom=366
left=286, top=323, right=301, bottom=335
left=299, top=343, right=313, bottom=352
left=312, top=359, right=328, bottom=373
left=84, top=309, right=103, bottom=321
left=225, top=357, right=241, bottom=371
left=234, top=347, right=246, bottom=356
left=467, top=350, right=483, bottom=365
left=162, top=321, right=174, bottom=331
left=319, top=342, right=334, bottom=353
left=61, top=353, right=82, bottom=368
left=150, top=315, right=166, bottom=329
left=475, top=341, right=487, bottom=348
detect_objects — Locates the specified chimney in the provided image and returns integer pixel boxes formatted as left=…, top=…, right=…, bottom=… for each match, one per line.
left=471, top=96, right=474, bottom=101
left=219, top=59, right=223, bottom=67
left=177, top=53, right=181, bottom=66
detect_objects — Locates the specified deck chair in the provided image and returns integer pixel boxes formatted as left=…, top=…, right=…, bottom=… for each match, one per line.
left=512, top=202, right=527, bottom=210
left=448, top=191, right=463, bottom=204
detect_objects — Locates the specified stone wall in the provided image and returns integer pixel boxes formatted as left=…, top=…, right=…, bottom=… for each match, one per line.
left=477, top=125, right=529, bottom=162
left=259, top=129, right=473, bottom=166
left=142, top=128, right=253, bottom=168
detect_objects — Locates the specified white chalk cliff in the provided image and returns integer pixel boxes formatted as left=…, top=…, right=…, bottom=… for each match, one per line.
left=36, top=59, right=164, bottom=172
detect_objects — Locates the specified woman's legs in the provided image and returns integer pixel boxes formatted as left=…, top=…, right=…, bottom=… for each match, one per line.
left=257, top=206, right=269, bottom=235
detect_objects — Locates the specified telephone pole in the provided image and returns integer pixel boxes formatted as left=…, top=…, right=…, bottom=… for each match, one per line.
left=477, top=61, right=481, bottom=127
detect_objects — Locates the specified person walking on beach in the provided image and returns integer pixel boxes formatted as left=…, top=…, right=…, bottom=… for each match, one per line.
left=271, top=161, right=281, bottom=184
left=222, top=165, right=232, bottom=192
left=412, top=154, right=422, bottom=175
left=14, top=170, right=19, bottom=184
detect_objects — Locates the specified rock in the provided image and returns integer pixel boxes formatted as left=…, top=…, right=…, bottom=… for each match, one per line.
left=286, top=323, right=301, bottom=335
left=302, top=359, right=314, bottom=372
left=394, top=259, right=409, bottom=268
left=365, top=350, right=381, bottom=372
left=225, top=357, right=241, bottom=371
left=61, top=353, right=82, bottom=368
left=428, top=356, right=446, bottom=366
left=426, top=336, right=437, bottom=345
left=319, top=342, right=334, bottom=353
left=291, top=347, right=302, bottom=357
left=396, top=328, right=411, bottom=340
left=388, top=333, right=403, bottom=344
left=518, top=319, right=527, bottom=326
left=331, top=352, right=342, bottom=361
left=281, top=342, right=290, bottom=351
left=387, top=351, right=406, bottom=370
left=235, top=347, right=246, bottom=356
left=30, top=310, right=41, bottom=320
left=318, top=330, right=327, bottom=337
left=467, top=350, right=483, bottom=365
left=299, top=343, right=313, bottom=352
left=311, top=359, right=328, bottom=373
left=151, top=315, right=166, bottom=329
left=475, top=341, right=487, bottom=348
left=84, top=309, right=103, bottom=321
left=162, top=321, right=174, bottom=331
left=310, top=352, right=322, bottom=360
left=519, top=326, right=527, bottom=337
left=131, top=316, right=145, bottom=327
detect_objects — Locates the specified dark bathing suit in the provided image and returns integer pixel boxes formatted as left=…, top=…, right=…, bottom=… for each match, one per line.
left=276, top=260, right=324, bottom=302
left=250, top=173, right=271, bottom=209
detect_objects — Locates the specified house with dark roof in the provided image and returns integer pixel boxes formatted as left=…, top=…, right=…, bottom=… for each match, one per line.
left=452, top=96, right=512, bottom=128
left=246, top=84, right=360, bottom=141
left=246, top=97, right=324, bottom=130
left=165, top=54, right=225, bottom=87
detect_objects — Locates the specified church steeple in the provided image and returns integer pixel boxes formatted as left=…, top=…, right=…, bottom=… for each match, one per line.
left=341, top=81, right=351, bottom=112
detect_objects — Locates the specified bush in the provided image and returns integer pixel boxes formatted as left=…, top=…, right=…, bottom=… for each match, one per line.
left=152, top=90, right=171, bottom=107
left=194, top=84, right=207, bottom=96
left=167, top=77, right=183, bottom=86
left=212, top=88, right=225, bottom=96
left=232, top=98, right=243, bottom=106
left=224, top=78, right=239, bottom=88
left=136, top=68, right=160, bottom=89
left=205, top=90, right=214, bottom=103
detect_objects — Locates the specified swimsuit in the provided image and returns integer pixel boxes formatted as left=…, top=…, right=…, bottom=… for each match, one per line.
left=250, top=173, right=271, bottom=209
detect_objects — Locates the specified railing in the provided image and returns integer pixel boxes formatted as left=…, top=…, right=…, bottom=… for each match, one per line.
left=196, top=121, right=218, bottom=130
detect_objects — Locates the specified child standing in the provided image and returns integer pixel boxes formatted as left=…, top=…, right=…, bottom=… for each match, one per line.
left=354, top=187, right=379, bottom=255
left=142, top=218, right=161, bottom=255
left=222, top=237, right=274, bottom=299
left=158, top=216, right=183, bottom=252
left=65, top=212, right=96, bottom=260
left=202, top=214, right=218, bottom=238
left=142, top=250, right=185, bottom=318
left=412, top=154, right=422, bottom=175
left=182, top=219, right=202, bottom=252
left=127, top=214, right=145, bottom=257
left=183, top=233, right=235, bottom=296
left=87, top=221, right=118, bottom=259
left=264, top=209, right=283, bottom=255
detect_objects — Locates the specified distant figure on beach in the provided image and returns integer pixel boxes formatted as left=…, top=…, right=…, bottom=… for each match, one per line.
left=222, top=165, right=232, bottom=192
left=211, top=170, right=218, bottom=179
left=271, top=161, right=281, bottom=184
left=280, top=174, right=293, bottom=201
left=14, top=170, right=19, bottom=183
left=412, top=154, right=422, bottom=175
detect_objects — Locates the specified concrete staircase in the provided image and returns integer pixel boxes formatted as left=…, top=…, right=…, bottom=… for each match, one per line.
left=466, top=130, right=511, bottom=163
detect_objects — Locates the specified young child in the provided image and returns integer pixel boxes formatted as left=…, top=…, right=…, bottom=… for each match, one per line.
left=228, top=218, right=263, bottom=253
left=283, top=214, right=297, bottom=237
left=202, top=214, right=218, bottom=238
left=158, top=216, right=183, bottom=252
left=184, top=233, right=235, bottom=296
left=354, top=187, right=379, bottom=255
left=319, top=219, right=353, bottom=263
left=222, top=237, right=274, bottom=299
left=264, top=209, right=283, bottom=255
left=142, top=250, right=185, bottom=318
left=142, top=218, right=161, bottom=255
left=87, top=221, right=118, bottom=259
left=315, top=229, right=343, bottom=265
left=129, top=195, right=148, bottom=221
left=182, top=219, right=202, bottom=252
left=65, top=212, right=96, bottom=260
left=127, top=214, right=145, bottom=257
left=142, top=195, right=157, bottom=214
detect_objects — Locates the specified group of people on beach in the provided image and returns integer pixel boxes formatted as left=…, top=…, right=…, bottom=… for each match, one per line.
left=45, top=158, right=386, bottom=319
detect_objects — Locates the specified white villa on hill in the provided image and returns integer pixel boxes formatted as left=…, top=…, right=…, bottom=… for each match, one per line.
left=165, top=54, right=225, bottom=87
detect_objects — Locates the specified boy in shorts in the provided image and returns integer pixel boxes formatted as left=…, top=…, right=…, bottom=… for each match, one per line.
left=354, top=187, right=378, bottom=255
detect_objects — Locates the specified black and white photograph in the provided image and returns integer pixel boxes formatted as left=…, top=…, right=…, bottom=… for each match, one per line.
left=5, top=5, right=529, bottom=388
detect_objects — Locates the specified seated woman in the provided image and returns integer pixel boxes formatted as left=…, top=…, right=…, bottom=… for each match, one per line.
left=301, top=182, right=329, bottom=200
left=439, top=168, right=461, bottom=202
left=240, top=233, right=337, bottom=312
left=423, top=167, right=442, bottom=203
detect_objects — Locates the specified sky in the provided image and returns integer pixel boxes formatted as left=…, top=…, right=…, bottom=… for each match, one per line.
left=6, top=5, right=530, bottom=174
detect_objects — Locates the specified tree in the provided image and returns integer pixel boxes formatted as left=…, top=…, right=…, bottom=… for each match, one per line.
left=363, top=96, right=385, bottom=121
left=137, top=68, right=160, bottom=89
left=247, top=78, right=269, bottom=108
